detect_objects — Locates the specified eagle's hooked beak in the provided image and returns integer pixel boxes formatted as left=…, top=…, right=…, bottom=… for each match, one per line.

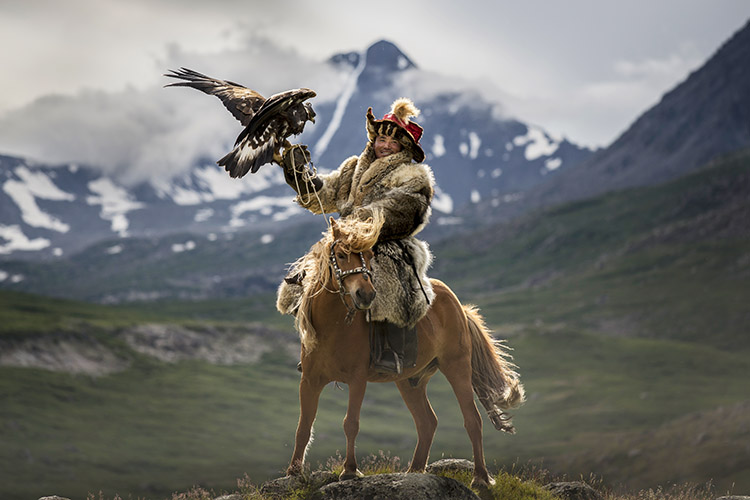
left=306, top=103, right=316, bottom=124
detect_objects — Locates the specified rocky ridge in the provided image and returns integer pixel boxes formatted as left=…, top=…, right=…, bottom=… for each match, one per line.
left=0, top=322, right=297, bottom=375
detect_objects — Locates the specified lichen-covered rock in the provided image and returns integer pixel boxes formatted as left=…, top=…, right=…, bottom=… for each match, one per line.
left=316, top=473, right=479, bottom=500
left=213, top=494, right=243, bottom=500
left=544, top=481, right=604, bottom=500
left=260, top=471, right=338, bottom=499
left=426, top=458, right=475, bottom=476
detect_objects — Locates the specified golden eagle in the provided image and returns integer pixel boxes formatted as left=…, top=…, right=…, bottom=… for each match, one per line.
left=164, top=68, right=316, bottom=178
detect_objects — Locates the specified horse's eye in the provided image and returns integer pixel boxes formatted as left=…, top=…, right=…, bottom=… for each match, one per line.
left=337, top=252, right=347, bottom=260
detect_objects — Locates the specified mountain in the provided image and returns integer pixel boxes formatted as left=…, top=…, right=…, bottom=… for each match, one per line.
left=0, top=153, right=299, bottom=259
left=491, top=19, right=750, bottom=220
left=0, top=40, right=592, bottom=262
left=308, top=40, right=592, bottom=209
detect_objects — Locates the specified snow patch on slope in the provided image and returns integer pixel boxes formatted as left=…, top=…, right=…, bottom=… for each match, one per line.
left=3, top=166, right=74, bottom=232
left=0, top=224, right=50, bottom=254
left=86, top=178, right=144, bottom=237
left=315, top=51, right=367, bottom=158
left=229, top=196, right=303, bottom=227
left=513, top=126, right=560, bottom=160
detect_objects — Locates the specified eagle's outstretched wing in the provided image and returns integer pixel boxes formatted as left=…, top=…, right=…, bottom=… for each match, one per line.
left=164, top=68, right=265, bottom=127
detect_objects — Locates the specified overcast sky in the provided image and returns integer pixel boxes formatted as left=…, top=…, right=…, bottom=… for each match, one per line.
left=1, top=0, right=748, bottom=175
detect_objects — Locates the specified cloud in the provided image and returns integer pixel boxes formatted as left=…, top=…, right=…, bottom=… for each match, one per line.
left=0, top=37, right=344, bottom=185
left=495, top=44, right=708, bottom=148
left=613, top=43, right=703, bottom=80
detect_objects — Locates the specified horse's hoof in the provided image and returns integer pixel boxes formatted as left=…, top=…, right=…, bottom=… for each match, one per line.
left=339, top=469, right=363, bottom=481
left=286, top=463, right=303, bottom=476
left=471, top=475, right=496, bottom=490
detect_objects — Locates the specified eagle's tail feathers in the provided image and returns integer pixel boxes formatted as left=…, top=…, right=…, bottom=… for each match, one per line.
left=217, top=139, right=276, bottom=178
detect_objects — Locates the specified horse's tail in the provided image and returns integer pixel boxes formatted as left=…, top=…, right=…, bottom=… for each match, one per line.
left=464, top=304, right=525, bottom=434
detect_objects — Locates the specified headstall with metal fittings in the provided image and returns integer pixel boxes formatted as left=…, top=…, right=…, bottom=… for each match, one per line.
left=329, top=240, right=374, bottom=323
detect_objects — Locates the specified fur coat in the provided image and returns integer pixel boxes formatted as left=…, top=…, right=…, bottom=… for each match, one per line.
left=278, top=143, right=436, bottom=327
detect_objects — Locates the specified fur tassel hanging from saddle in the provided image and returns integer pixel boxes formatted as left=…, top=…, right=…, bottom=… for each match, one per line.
left=368, top=237, right=434, bottom=329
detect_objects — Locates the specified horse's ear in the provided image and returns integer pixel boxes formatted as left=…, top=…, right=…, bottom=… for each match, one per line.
left=330, top=217, right=340, bottom=239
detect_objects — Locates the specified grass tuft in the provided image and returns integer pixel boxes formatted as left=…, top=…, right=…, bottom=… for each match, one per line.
left=488, top=471, right=558, bottom=500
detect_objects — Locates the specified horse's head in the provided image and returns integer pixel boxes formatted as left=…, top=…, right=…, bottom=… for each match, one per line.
left=330, top=218, right=377, bottom=311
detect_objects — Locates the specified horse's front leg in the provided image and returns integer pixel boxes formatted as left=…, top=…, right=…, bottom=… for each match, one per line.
left=287, top=375, right=326, bottom=476
left=340, top=379, right=367, bottom=480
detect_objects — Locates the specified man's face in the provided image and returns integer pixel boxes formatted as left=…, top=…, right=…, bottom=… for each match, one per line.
left=374, top=135, right=403, bottom=159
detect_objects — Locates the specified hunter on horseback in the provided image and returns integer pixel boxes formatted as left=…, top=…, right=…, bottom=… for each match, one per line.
left=276, top=98, right=434, bottom=374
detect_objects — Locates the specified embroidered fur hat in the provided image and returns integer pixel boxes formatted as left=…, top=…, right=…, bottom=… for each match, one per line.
left=366, top=98, right=425, bottom=162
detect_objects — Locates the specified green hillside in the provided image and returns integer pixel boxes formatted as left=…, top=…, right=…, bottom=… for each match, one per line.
left=1, top=152, right=749, bottom=499
left=434, top=150, right=750, bottom=350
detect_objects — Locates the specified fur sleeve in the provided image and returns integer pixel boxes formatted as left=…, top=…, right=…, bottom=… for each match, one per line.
left=297, top=156, right=357, bottom=214
left=366, top=163, right=434, bottom=240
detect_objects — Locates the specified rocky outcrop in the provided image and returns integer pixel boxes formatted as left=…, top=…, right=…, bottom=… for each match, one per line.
left=1, top=322, right=297, bottom=376
left=426, top=458, right=476, bottom=476
left=0, top=335, right=128, bottom=375
left=119, top=323, right=297, bottom=365
left=260, top=471, right=339, bottom=498
left=315, top=473, right=479, bottom=500
left=259, top=466, right=480, bottom=500
left=544, top=481, right=604, bottom=500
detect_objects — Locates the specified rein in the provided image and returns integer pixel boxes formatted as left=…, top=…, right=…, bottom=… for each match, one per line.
left=329, top=240, right=373, bottom=323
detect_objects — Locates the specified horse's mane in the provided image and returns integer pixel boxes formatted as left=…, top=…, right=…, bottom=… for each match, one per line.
left=294, top=211, right=384, bottom=352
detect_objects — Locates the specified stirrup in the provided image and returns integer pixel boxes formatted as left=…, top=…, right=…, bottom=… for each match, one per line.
left=372, top=349, right=403, bottom=375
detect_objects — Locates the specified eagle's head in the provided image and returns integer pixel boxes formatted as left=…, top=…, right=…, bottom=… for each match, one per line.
left=304, top=102, right=316, bottom=124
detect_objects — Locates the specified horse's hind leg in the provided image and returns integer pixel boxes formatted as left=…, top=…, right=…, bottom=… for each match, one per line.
left=395, top=379, right=438, bottom=473
left=340, top=379, right=367, bottom=480
left=441, top=358, right=494, bottom=488
left=287, top=375, right=326, bottom=476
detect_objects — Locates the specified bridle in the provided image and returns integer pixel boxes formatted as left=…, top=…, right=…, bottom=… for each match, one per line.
left=329, top=240, right=374, bottom=323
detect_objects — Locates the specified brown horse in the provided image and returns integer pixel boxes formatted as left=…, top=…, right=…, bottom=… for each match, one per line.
left=286, top=216, right=525, bottom=488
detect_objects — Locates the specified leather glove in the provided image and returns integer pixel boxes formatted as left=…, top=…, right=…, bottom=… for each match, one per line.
left=281, top=144, right=322, bottom=195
